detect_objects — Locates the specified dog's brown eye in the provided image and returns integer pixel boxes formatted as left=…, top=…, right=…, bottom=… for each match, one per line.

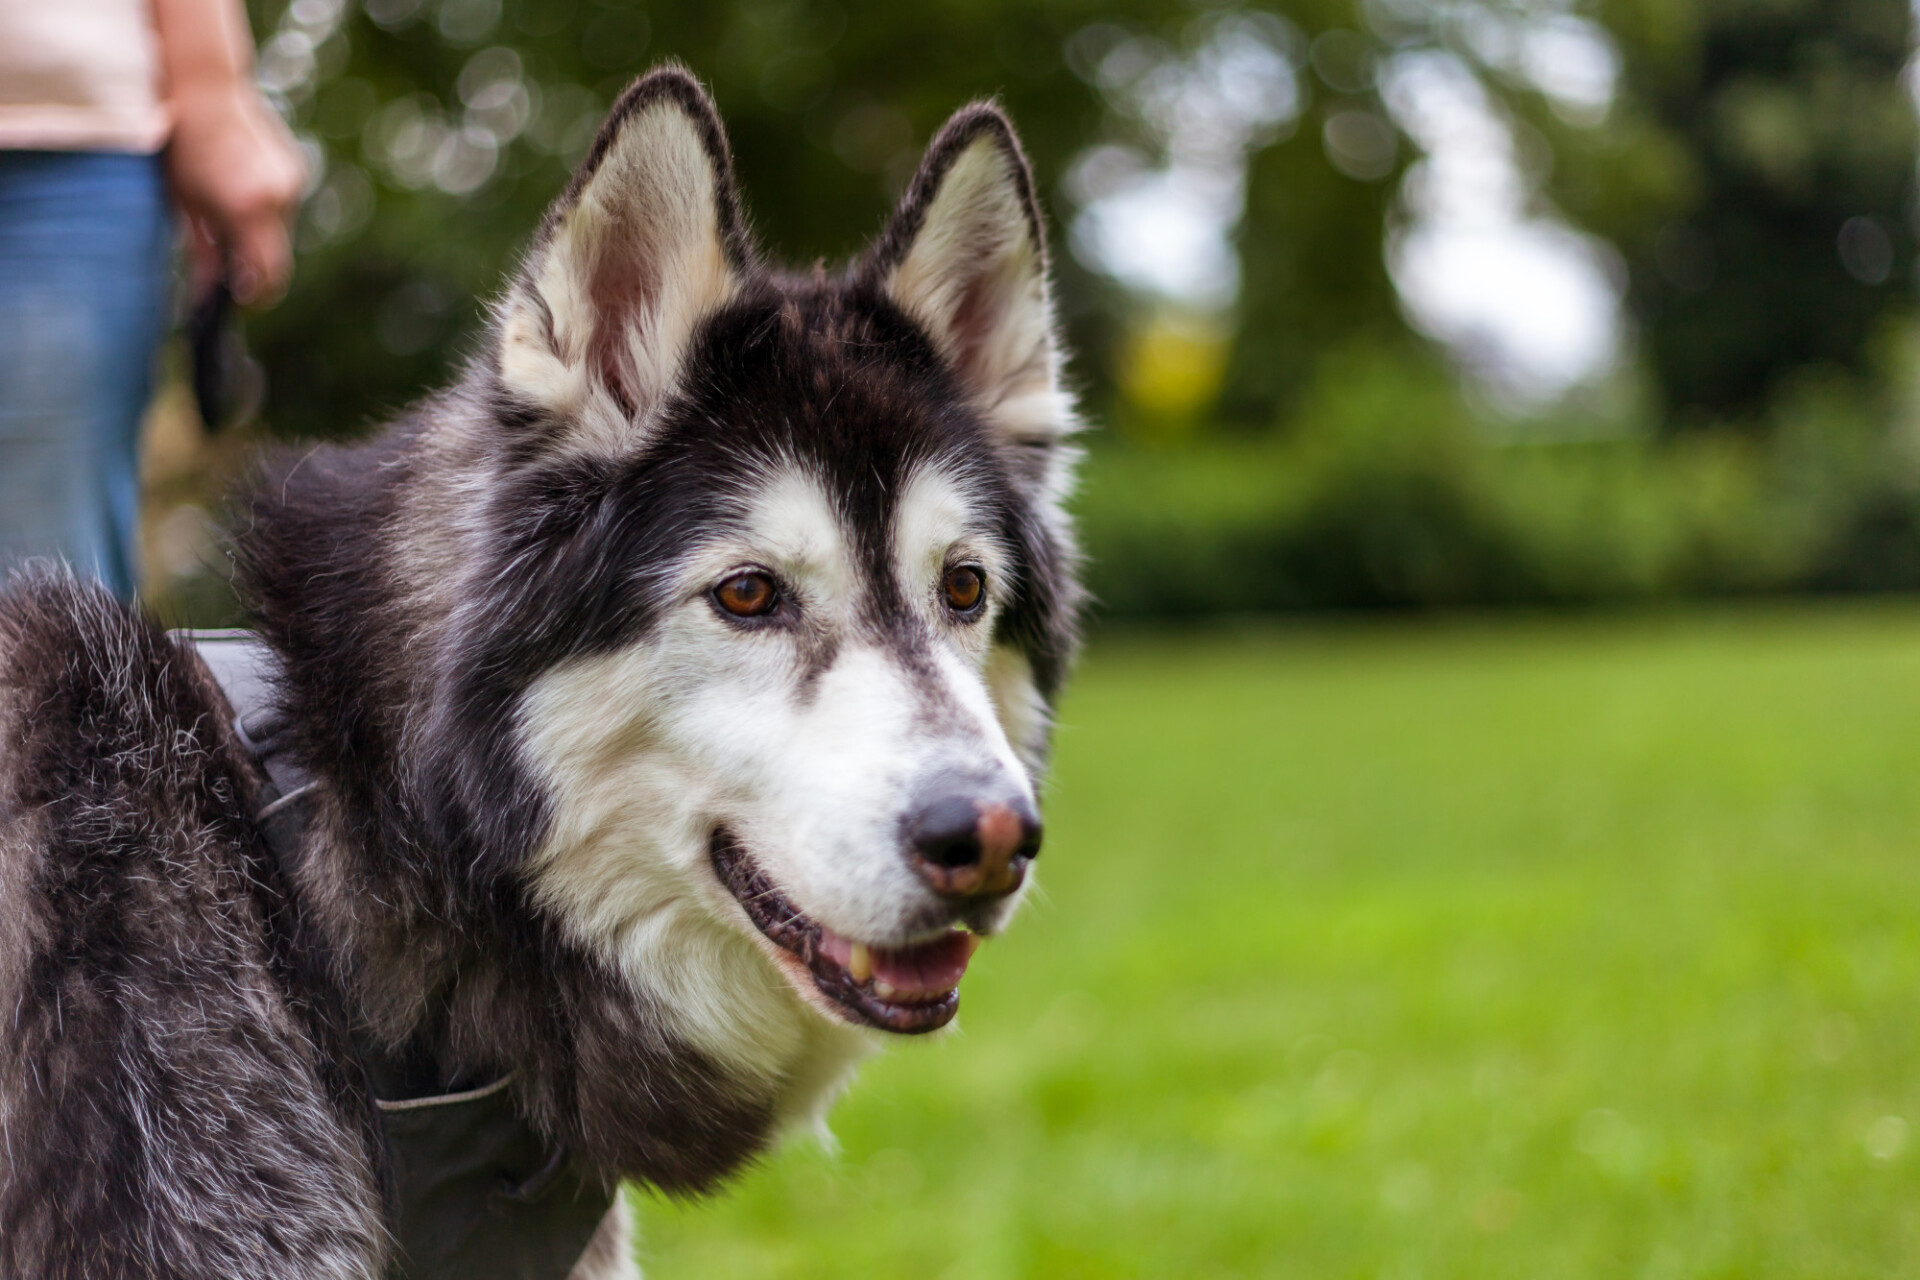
left=943, top=565, right=984, bottom=614
left=714, top=572, right=778, bottom=619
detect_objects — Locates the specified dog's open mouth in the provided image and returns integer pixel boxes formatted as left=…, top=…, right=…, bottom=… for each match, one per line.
left=711, top=830, right=975, bottom=1034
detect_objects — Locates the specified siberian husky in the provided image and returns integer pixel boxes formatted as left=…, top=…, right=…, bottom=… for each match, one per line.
left=0, top=66, right=1080, bottom=1278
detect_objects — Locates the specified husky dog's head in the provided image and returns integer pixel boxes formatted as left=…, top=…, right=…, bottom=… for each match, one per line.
left=371, top=68, right=1081, bottom=1128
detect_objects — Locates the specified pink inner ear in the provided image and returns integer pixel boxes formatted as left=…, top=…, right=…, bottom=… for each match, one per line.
left=588, top=230, right=659, bottom=416
left=946, top=263, right=1007, bottom=391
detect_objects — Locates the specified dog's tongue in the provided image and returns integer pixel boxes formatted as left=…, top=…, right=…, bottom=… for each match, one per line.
left=819, top=928, right=979, bottom=996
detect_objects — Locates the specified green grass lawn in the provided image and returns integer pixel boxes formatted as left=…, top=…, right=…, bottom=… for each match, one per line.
left=636, top=604, right=1920, bottom=1278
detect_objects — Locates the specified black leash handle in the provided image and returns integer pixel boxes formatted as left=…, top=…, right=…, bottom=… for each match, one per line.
left=187, top=264, right=264, bottom=433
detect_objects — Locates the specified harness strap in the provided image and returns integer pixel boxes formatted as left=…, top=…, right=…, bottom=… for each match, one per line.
left=178, top=630, right=616, bottom=1280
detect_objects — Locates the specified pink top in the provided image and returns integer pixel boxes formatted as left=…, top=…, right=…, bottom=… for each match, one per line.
left=0, top=0, right=169, bottom=152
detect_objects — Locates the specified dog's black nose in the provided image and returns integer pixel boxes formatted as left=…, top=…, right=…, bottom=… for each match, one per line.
left=905, top=786, right=1041, bottom=900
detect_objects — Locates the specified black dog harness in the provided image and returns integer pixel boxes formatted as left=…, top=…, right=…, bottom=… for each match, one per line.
left=184, top=632, right=614, bottom=1280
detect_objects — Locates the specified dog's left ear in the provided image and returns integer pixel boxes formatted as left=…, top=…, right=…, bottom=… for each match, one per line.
left=866, top=105, right=1071, bottom=445
left=497, top=66, right=749, bottom=434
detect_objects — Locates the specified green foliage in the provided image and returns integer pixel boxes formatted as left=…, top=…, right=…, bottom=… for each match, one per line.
left=1216, top=0, right=1920, bottom=429
left=1074, top=343, right=1920, bottom=617
left=1548, top=0, right=1917, bottom=421
left=639, top=608, right=1920, bottom=1275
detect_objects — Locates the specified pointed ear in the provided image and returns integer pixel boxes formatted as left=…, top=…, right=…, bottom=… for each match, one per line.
left=866, top=105, right=1072, bottom=445
left=497, top=67, right=750, bottom=438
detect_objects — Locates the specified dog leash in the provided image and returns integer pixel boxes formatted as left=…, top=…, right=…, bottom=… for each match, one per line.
left=179, top=630, right=615, bottom=1280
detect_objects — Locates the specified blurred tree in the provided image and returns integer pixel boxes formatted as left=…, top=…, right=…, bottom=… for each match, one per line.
left=1540, top=0, right=1917, bottom=423
left=1213, top=0, right=1918, bottom=430
left=1217, top=4, right=1415, bottom=428
left=1039, top=1, right=1421, bottom=431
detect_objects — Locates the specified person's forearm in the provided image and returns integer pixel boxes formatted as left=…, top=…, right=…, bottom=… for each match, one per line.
left=150, top=0, right=258, bottom=103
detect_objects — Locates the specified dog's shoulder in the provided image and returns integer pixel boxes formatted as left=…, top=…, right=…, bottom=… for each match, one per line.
left=0, top=571, right=387, bottom=1280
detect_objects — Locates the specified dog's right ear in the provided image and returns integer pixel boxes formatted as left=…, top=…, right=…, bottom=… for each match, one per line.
left=496, top=67, right=749, bottom=442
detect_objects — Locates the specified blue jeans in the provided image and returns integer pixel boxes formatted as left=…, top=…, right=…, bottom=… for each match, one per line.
left=0, top=150, right=173, bottom=599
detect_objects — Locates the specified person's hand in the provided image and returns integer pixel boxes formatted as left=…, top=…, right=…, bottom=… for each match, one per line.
left=166, top=84, right=306, bottom=305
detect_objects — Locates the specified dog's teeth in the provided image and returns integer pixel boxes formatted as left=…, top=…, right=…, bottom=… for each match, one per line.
left=849, top=943, right=872, bottom=983
left=872, top=976, right=896, bottom=999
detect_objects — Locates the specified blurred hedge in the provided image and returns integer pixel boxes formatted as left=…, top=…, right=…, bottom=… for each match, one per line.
left=1074, top=345, right=1920, bottom=619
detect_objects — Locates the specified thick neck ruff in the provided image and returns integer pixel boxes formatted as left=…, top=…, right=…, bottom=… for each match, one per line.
left=184, top=631, right=615, bottom=1280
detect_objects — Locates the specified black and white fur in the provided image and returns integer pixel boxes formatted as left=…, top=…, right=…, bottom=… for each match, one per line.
left=0, top=67, right=1079, bottom=1277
